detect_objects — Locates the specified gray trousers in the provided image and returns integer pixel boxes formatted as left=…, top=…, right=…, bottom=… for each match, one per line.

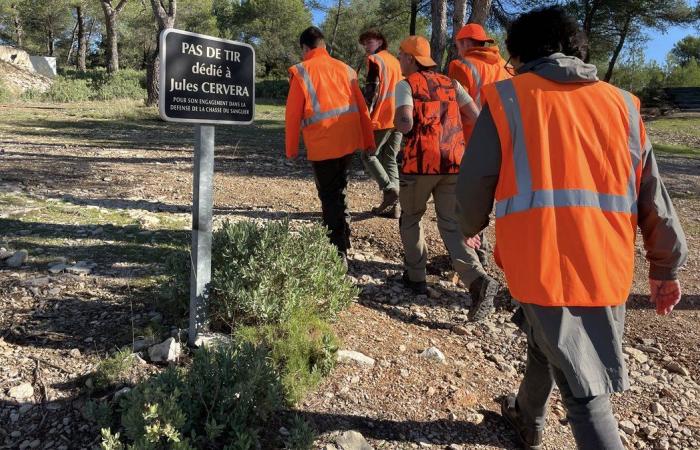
left=361, top=128, right=402, bottom=192
left=517, top=323, right=625, bottom=450
left=399, top=174, right=486, bottom=285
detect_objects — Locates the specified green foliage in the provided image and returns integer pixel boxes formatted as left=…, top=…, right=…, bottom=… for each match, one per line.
left=214, top=0, right=312, bottom=77
left=110, top=343, right=283, bottom=449
left=95, top=69, right=147, bottom=101
left=666, top=58, right=700, bottom=87
left=43, top=77, right=93, bottom=102
left=256, top=79, right=289, bottom=99
left=285, top=415, right=315, bottom=450
left=158, top=250, right=191, bottom=323
left=93, top=347, right=135, bottom=390
left=0, top=79, right=12, bottom=103
left=85, top=399, right=117, bottom=429
left=671, top=35, right=700, bottom=66
left=100, top=429, right=126, bottom=450
left=237, top=309, right=338, bottom=404
left=210, top=220, right=356, bottom=329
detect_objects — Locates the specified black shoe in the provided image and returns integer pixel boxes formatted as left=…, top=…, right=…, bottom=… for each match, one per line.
left=402, top=271, right=427, bottom=295
left=468, top=275, right=498, bottom=322
left=500, top=394, right=544, bottom=450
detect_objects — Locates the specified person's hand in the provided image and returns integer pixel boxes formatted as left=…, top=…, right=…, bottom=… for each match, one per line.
left=464, top=235, right=481, bottom=250
left=649, top=278, right=682, bottom=316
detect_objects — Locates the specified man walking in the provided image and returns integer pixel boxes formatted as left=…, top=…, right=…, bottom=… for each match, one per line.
left=285, top=26, right=375, bottom=266
left=457, top=7, right=687, bottom=449
left=358, top=30, right=404, bottom=218
left=448, top=23, right=511, bottom=268
left=395, top=35, right=499, bottom=321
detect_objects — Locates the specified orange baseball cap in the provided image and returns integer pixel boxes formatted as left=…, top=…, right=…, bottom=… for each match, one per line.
left=399, top=36, right=437, bottom=68
left=455, top=23, right=494, bottom=43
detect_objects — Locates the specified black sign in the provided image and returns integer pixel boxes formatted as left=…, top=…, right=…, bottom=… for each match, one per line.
left=159, top=29, right=255, bottom=125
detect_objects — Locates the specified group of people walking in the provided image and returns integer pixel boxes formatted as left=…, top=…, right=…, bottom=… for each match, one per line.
left=285, top=6, right=688, bottom=450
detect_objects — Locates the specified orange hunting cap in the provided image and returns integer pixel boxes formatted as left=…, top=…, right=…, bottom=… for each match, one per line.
left=399, top=36, right=437, bottom=68
left=455, top=23, right=494, bottom=43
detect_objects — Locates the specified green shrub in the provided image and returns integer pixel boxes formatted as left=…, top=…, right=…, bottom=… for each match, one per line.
left=93, top=348, right=135, bottom=391
left=237, top=309, right=338, bottom=404
left=0, top=79, right=12, bottom=103
left=110, top=342, right=283, bottom=449
left=43, top=77, right=93, bottom=102
left=159, top=250, right=191, bottom=322
left=95, top=69, right=146, bottom=101
left=255, top=79, right=289, bottom=99
left=284, top=415, right=315, bottom=450
left=211, top=220, right=356, bottom=329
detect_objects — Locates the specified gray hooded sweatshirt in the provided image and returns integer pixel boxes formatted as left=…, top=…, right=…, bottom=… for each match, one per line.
left=455, top=54, right=688, bottom=397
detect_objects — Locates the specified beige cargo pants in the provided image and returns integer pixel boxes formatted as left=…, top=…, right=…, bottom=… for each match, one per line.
left=399, top=174, right=487, bottom=285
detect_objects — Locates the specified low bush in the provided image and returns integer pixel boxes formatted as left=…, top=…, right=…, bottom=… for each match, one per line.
left=95, top=69, right=146, bottom=101
left=43, top=77, right=93, bottom=102
left=211, top=220, right=356, bottom=329
left=0, top=79, right=12, bottom=103
left=237, top=309, right=338, bottom=404
left=92, top=347, right=135, bottom=391
left=101, top=342, right=306, bottom=449
left=255, top=79, right=289, bottom=100
left=158, top=250, right=191, bottom=323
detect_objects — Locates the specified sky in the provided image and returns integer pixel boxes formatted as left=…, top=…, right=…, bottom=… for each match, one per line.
left=310, top=3, right=698, bottom=64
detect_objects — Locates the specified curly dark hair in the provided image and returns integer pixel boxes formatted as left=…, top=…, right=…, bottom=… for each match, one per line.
left=358, top=29, right=388, bottom=51
left=505, top=6, right=588, bottom=63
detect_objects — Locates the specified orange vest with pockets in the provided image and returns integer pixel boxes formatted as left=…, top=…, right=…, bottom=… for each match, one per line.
left=402, top=71, right=465, bottom=175
left=484, top=74, right=646, bottom=307
left=288, top=53, right=365, bottom=160
left=449, top=48, right=511, bottom=144
left=367, top=50, right=402, bottom=130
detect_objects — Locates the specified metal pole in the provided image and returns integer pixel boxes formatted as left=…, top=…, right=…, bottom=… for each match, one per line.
left=189, top=124, right=215, bottom=346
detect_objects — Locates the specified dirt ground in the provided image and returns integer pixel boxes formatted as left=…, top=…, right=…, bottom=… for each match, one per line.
left=0, top=102, right=698, bottom=450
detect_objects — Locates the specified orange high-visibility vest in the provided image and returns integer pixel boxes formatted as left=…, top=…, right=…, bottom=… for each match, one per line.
left=367, top=50, right=402, bottom=130
left=484, top=74, right=646, bottom=307
left=288, top=51, right=367, bottom=160
left=449, top=47, right=511, bottom=144
left=402, top=71, right=465, bottom=175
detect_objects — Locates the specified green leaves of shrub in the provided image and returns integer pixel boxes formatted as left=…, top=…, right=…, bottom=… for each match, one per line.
left=116, top=343, right=282, bottom=449
left=210, top=220, right=357, bottom=329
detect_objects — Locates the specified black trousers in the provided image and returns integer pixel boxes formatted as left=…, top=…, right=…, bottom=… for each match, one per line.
left=311, top=154, right=353, bottom=253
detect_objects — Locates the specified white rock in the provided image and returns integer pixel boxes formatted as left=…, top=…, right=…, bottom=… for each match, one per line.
left=335, top=430, right=374, bottom=450
left=69, top=348, right=81, bottom=358
left=66, top=264, right=92, bottom=275
left=337, top=350, right=375, bottom=367
left=420, top=346, right=446, bottom=364
left=193, top=332, right=233, bottom=349
left=148, top=338, right=181, bottom=363
left=6, top=250, right=28, bottom=267
left=0, top=248, right=13, bottom=259
left=8, top=382, right=34, bottom=400
left=620, top=419, right=637, bottom=435
left=625, top=346, right=649, bottom=364
left=651, top=402, right=667, bottom=416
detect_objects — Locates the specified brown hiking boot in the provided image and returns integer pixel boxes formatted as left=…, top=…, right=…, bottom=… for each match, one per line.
left=500, top=394, right=544, bottom=450
left=371, top=188, right=399, bottom=215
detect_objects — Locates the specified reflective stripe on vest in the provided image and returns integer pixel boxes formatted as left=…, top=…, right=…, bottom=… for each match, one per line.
left=371, top=53, right=395, bottom=103
left=294, top=62, right=359, bottom=128
left=460, top=58, right=482, bottom=106
left=493, top=79, right=641, bottom=219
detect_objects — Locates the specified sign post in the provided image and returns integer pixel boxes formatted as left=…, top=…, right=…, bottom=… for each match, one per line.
left=159, top=29, right=255, bottom=346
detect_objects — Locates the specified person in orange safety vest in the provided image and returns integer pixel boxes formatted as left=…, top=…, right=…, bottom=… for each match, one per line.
left=448, top=23, right=511, bottom=272
left=285, top=26, right=376, bottom=268
left=358, top=29, right=404, bottom=218
left=394, top=35, right=499, bottom=322
left=456, top=7, right=688, bottom=450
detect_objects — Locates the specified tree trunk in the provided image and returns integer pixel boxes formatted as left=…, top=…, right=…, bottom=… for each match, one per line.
left=604, top=16, right=631, bottom=82
left=409, top=0, right=418, bottom=34
left=66, top=19, right=79, bottom=66
left=146, top=0, right=177, bottom=106
left=468, top=0, right=492, bottom=25
left=444, top=0, right=467, bottom=71
left=581, top=0, right=601, bottom=62
left=47, top=29, right=55, bottom=56
left=100, top=0, right=129, bottom=74
left=11, top=4, right=23, bottom=48
left=77, top=6, right=87, bottom=72
left=430, top=0, right=447, bottom=69
left=329, top=0, right=343, bottom=56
